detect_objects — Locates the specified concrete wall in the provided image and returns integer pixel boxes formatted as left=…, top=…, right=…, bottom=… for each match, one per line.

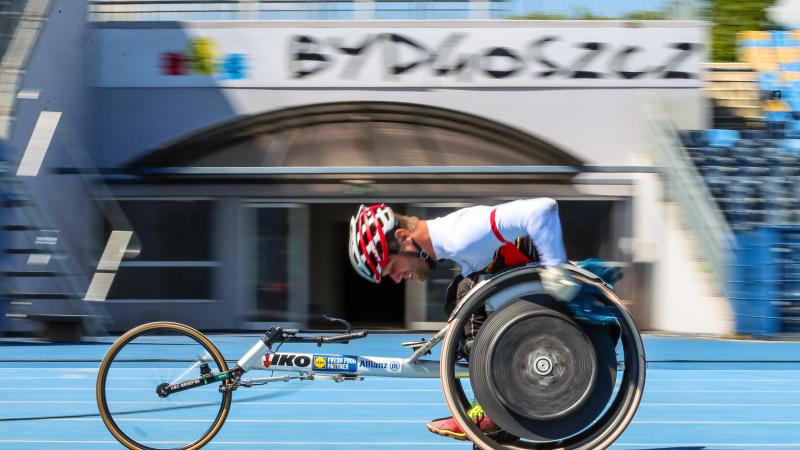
left=632, top=169, right=734, bottom=335
left=91, top=87, right=708, bottom=168
left=89, top=20, right=709, bottom=166
left=651, top=203, right=735, bottom=334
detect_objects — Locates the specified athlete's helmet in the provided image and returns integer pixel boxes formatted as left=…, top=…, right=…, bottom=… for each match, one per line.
left=349, top=204, right=397, bottom=283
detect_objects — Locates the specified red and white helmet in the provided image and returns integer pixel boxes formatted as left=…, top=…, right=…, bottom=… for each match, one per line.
left=349, top=204, right=397, bottom=283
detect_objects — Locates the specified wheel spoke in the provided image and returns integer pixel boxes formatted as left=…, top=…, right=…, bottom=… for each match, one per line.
left=97, top=323, right=232, bottom=450
left=439, top=266, right=646, bottom=450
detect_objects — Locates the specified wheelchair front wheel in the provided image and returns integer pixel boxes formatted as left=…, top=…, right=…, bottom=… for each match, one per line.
left=96, top=322, right=233, bottom=450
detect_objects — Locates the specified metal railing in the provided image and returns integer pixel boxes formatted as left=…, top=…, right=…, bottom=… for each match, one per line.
left=0, top=0, right=28, bottom=59
left=640, top=95, right=735, bottom=297
left=59, top=165, right=659, bottom=176
left=87, top=0, right=704, bottom=22
left=88, top=0, right=508, bottom=21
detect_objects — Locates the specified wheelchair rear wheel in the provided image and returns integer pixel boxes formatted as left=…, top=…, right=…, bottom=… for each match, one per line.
left=439, top=266, right=646, bottom=450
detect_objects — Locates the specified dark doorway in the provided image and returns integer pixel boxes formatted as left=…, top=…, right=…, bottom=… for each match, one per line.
left=558, top=201, right=615, bottom=260
left=309, top=204, right=404, bottom=328
left=340, top=221, right=405, bottom=328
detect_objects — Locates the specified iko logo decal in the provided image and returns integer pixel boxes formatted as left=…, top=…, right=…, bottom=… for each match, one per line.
left=262, top=353, right=311, bottom=369
left=311, top=355, right=358, bottom=372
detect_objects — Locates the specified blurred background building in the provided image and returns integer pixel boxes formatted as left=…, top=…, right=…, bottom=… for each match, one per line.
left=0, top=0, right=796, bottom=340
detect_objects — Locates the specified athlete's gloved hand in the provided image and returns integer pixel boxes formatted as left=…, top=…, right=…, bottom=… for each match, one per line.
left=540, top=264, right=619, bottom=325
left=576, top=258, right=623, bottom=287
left=539, top=265, right=582, bottom=303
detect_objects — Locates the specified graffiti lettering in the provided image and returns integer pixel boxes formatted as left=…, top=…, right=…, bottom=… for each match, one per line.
left=611, top=46, right=648, bottom=80
left=330, top=34, right=378, bottom=79
left=528, top=36, right=561, bottom=78
left=655, top=42, right=699, bottom=79
left=160, top=37, right=247, bottom=79
left=480, top=47, right=524, bottom=79
left=290, top=35, right=331, bottom=79
left=287, top=32, right=701, bottom=82
left=431, top=33, right=472, bottom=77
left=569, top=42, right=605, bottom=79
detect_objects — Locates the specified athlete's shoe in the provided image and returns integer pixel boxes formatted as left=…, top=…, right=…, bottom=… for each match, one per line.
left=426, top=402, right=518, bottom=442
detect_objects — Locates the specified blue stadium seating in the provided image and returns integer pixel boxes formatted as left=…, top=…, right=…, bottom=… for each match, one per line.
left=704, top=129, right=741, bottom=147
left=765, top=111, right=793, bottom=122
left=759, top=72, right=781, bottom=91
left=680, top=127, right=800, bottom=336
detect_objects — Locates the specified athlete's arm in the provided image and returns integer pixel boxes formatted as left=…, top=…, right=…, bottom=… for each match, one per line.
left=493, top=198, right=567, bottom=267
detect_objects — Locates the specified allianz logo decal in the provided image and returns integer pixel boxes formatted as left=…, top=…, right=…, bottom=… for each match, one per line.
left=359, top=358, right=402, bottom=372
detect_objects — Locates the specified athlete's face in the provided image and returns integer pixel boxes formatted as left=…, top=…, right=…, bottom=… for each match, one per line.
left=382, top=253, right=431, bottom=283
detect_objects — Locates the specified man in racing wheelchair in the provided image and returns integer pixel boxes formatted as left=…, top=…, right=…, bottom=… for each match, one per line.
left=348, top=198, right=622, bottom=443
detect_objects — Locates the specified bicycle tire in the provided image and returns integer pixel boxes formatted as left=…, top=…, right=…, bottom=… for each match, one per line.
left=96, top=322, right=233, bottom=450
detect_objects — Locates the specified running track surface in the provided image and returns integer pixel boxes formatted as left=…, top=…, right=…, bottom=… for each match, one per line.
left=1, top=333, right=800, bottom=450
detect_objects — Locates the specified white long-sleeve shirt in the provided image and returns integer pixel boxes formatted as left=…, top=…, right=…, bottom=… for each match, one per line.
left=426, top=198, right=567, bottom=276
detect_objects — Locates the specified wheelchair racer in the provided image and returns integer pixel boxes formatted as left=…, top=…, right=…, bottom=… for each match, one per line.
left=348, top=198, right=569, bottom=441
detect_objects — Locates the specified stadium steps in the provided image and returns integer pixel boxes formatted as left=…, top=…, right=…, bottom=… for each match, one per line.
left=704, top=63, right=763, bottom=129
left=1, top=160, right=91, bottom=341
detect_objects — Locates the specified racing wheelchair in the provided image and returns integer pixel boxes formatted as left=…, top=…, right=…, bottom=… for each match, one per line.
left=96, top=264, right=646, bottom=450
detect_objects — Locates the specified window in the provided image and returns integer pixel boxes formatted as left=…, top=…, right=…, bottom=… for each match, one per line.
left=104, top=200, right=217, bottom=301
left=252, top=207, right=290, bottom=321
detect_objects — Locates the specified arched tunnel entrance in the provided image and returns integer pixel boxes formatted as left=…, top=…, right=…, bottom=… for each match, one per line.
left=104, top=102, right=632, bottom=331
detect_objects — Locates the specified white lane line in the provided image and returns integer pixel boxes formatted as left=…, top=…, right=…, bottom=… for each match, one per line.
left=613, top=445, right=800, bottom=448
left=11, top=384, right=800, bottom=395
left=16, top=111, right=60, bottom=177
left=10, top=418, right=800, bottom=425
left=12, top=387, right=800, bottom=395
left=645, top=369, right=800, bottom=372
left=647, top=389, right=800, bottom=393
left=0, top=387, right=448, bottom=392
left=0, top=368, right=443, bottom=375
left=10, top=377, right=800, bottom=384
left=0, top=441, right=464, bottom=446
left=0, top=401, right=445, bottom=405
left=3, top=418, right=427, bottom=423
left=4, top=367, right=800, bottom=371
left=4, top=400, right=800, bottom=408
left=635, top=420, right=800, bottom=424
left=1, top=441, right=800, bottom=447
left=643, top=403, right=800, bottom=407
left=647, top=379, right=800, bottom=382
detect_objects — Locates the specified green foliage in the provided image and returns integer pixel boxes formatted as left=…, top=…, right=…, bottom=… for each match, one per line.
left=572, top=8, right=614, bottom=20
left=706, top=0, right=779, bottom=62
left=508, top=12, right=570, bottom=20
left=508, top=8, right=664, bottom=21
left=508, top=1, right=782, bottom=63
left=624, top=10, right=667, bottom=20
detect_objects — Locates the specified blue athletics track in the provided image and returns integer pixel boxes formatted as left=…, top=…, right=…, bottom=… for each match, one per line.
left=1, top=332, right=800, bottom=449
